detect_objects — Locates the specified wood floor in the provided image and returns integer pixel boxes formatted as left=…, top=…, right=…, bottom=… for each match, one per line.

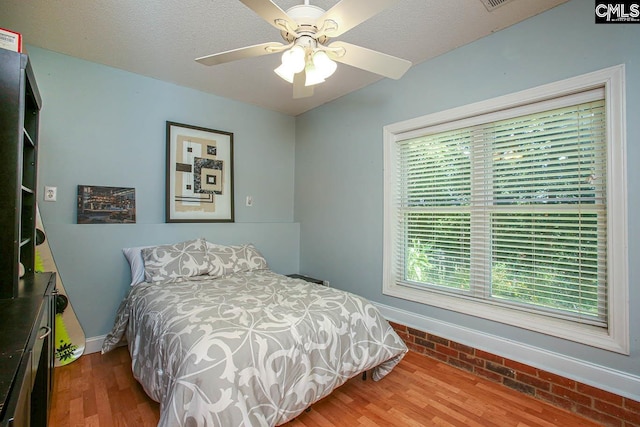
left=49, top=346, right=601, bottom=427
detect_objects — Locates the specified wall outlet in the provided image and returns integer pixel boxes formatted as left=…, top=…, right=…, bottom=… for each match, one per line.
left=246, top=195, right=253, bottom=207
left=44, top=186, right=57, bottom=202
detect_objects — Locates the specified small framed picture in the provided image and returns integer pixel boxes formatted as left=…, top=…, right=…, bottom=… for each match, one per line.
left=166, top=121, right=234, bottom=222
left=77, top=186, right=136, bottom=224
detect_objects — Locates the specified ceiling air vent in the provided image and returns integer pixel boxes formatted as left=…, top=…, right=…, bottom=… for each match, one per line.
left=480, top=0, right=515, bottom=11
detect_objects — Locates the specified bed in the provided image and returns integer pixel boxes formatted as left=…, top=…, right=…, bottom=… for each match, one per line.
left=102, top=239, right=407, bottom=426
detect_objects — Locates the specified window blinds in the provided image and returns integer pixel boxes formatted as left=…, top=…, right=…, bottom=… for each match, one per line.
left=395, top=95, right=607, bottom=326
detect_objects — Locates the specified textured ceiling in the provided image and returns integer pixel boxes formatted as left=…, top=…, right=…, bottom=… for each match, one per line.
left=1, top=0, right=568, bottom=116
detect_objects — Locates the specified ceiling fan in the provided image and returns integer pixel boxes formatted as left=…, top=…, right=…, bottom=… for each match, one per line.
left=195, top=0, right=412, bottom=99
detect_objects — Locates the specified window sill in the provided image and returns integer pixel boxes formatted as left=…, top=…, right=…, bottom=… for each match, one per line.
left=383, top=280, right=628, bottom=354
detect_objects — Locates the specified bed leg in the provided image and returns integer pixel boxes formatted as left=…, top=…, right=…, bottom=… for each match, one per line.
left=362, top=370, right=367, bottom=381
left=305, top=407, right=311, bottom=413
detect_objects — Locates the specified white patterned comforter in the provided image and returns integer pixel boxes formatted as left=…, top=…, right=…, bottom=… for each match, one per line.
left=102, top=270, right=407, bottom=426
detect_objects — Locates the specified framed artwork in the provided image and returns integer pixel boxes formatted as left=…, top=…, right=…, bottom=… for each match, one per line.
left=166, top=121, right=234, bottom=222
left=77, top=185, right=136, bottom=224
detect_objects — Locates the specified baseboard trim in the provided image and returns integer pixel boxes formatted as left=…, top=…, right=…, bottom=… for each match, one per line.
left=374, top=302, right=640, bottom=402
left=85, top=335, right=106, bottom=355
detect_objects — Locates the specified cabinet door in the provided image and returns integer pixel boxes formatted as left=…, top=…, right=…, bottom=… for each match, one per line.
left=6, top=353, right=31, bottom=427
left=30, top=276, right=55, bottom=427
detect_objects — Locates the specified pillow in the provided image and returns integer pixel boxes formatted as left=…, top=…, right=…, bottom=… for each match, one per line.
left=206, top=242, right=268, bottom=277
left=142, top=238, right=210, bottom=284
left=122, top=245, right=153, bottom=286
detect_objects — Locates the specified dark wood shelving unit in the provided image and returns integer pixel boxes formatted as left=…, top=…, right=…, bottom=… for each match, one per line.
left=0, top=47, right=55, bottom=427
left=0, top=47, right=41, bottom=298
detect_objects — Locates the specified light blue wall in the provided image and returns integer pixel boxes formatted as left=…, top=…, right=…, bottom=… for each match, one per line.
left=29, top=47, right=300, bottom=338
left=295, top=0, right=639, bottom=385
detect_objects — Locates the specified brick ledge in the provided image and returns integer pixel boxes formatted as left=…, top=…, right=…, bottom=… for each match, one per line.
left=390, top=321, right=640, bottom=427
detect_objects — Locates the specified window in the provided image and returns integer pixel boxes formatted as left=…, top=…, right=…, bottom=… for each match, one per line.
left=383, top=65, right=628, bottom=353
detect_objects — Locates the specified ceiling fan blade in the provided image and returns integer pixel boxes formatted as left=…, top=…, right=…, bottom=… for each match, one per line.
left=293, top=72, right=314, bottom=99
left=239, top=0, right=296, bottom=31
left=316, top=0, right=399, bottom=37
left=196, top=42, right=284, bottom=66
left=328, top=41, right=411, bottom=80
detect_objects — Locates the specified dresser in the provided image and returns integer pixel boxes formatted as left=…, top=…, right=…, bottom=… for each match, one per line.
left=0, top=273, right=56, bottom=426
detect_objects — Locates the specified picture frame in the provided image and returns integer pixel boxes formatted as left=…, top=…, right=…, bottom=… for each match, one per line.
left=166, top=121, right=234, bottom=222
left=77, top=185, right=136, bottom=224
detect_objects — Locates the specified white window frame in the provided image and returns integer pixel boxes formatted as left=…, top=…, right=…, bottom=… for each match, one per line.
left=383, top=65, right=629, bottom=354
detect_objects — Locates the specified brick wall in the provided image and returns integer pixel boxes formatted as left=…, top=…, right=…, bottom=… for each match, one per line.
left=390, top=322, right=640, bottom=427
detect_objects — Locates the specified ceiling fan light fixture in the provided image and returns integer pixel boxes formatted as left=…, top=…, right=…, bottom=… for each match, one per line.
left=312, top=50, right=337, bottom=79
left=274, top=64, right=295, bottom=83
left=304, top=61, right=325, bottom=87
left=274, top=45, right=306, bottom=83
